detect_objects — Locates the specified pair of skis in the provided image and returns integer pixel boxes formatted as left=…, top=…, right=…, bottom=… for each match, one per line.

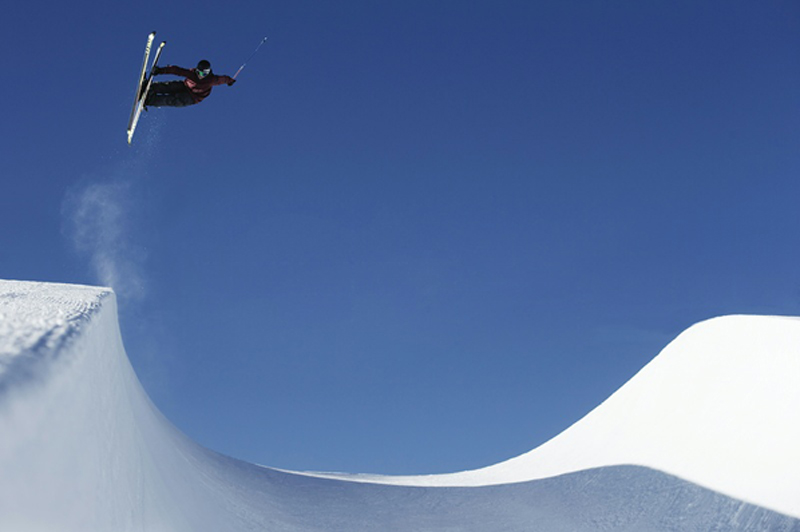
left=127, top=32, right=165, bottom=145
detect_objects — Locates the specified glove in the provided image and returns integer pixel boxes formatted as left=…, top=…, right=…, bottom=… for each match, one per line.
left=152, top=66, right=163, bottom=75
left=227, top=78, right=237, bottom=86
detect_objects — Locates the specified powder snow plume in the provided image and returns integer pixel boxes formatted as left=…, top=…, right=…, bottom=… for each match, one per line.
left=62, top=169, right=149, bottom=303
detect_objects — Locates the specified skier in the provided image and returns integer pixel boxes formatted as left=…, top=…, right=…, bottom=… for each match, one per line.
left=145, top=60, right=236, bottom=108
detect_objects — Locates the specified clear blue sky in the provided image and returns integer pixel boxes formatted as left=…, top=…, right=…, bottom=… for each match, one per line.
left=2, top=2, right=798, bottom=475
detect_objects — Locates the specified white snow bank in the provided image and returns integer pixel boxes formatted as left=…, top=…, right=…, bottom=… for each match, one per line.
left=0, top=279, right=798, bottom=531
left=314, top=314, right=800, bottom=518
left=0, top=280, right=195, bottom=530
left=0, top=280, right=106, bottom=379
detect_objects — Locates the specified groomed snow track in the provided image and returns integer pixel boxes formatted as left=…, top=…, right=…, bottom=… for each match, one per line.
left=0, top=279, right=798, bottom=531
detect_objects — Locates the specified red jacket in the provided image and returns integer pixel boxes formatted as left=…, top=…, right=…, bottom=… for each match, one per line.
left=158, top=66, right=234, bottom=103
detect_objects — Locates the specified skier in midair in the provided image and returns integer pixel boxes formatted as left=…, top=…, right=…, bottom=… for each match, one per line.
left=145, top=60, right=236, bottom=108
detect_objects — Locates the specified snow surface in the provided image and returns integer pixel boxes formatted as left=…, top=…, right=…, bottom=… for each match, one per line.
left=314, top=316, right=800, bottom=506
left=0, top=278, right=798, bottom=531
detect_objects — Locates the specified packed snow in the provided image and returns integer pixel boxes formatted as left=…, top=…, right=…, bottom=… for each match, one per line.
left=317, top=316, right=800, bottom=507
left=0, top=279, right=798, bottom=531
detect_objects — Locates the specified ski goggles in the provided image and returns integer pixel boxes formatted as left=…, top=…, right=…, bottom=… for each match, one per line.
left=196, top=68, right=211, bottom=79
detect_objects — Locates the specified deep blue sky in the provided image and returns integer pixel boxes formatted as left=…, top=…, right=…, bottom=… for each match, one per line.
left=2, top=2, right=799, bottom=475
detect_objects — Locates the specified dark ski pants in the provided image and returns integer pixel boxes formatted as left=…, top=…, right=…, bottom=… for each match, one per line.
left=145, top=81, right=197, bottom=108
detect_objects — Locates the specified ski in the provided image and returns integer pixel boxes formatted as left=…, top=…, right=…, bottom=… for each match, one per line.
left=128, top=40, right=165, bottom=144
left=127, top=37, right=165, bottom=144
left=127, top=32, right=155, bottom=144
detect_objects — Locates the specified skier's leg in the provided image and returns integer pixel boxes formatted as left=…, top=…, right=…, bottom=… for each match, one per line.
left=148, top=80, right=185, bottom=96
left=145, top=91, right=196, bottom=108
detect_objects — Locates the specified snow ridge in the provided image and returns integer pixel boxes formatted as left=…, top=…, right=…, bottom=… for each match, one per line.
left=0, top=280, right=111, bottom=390
left=315, top=315, right=800, bottom=520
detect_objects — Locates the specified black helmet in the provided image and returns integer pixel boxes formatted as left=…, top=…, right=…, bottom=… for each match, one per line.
left=195, top=60, right=212, bottom=79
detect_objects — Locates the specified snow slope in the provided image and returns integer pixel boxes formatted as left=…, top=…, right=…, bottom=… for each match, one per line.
left=0, top=279, right=798, bottom=531
left=315, top=316, right=800, bottom=509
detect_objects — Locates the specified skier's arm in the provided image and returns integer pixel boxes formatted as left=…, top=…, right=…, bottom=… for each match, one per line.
left=212, top=74, right=236, bottom=87
left=154, top=65, right=194, bottom=77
